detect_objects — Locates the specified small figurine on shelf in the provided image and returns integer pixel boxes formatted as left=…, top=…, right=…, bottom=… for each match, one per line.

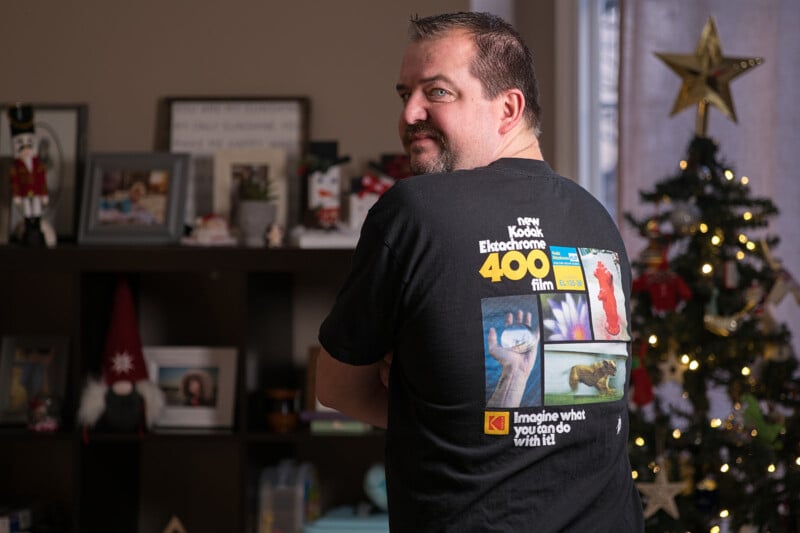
left=299, top=141, right=351, bottom=230
left=7, top=103, right=51, bottom=246
left=77, top=277, right=165, bottom=438
left=27, top=394, right=61, bottom=432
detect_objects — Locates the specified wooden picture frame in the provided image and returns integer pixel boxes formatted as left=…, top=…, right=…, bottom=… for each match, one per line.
left=143, top=346, right=238, bottom=430
left=0, top=103, right=88, bottom=240
left=0, top=335, right=69, bottom=425
left=77, top=152, right=189, bottom=244
left=164, top=96, right=309, bottom=228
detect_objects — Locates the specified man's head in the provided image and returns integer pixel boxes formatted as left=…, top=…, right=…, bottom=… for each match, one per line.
left=396, top=12, right=542, bottom=175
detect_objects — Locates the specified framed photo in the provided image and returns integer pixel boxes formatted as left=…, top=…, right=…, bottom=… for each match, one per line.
left=0, top=103, right=88, bottom=240
left=144, top=346, right=238, bottom=429
left=213, top=147, right=288, bottom=228
left=77, top=152, right=189, bottom=244
left=0, top=157, right=11, bottom=244
left=0, top=335, right=69, bottom=425
left=164, top=97, right=309, bottom=227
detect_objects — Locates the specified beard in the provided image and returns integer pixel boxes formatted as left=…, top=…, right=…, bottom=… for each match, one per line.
left=403, top=122, right=456, bottom=175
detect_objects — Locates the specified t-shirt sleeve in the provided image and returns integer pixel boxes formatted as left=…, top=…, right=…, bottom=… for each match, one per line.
left=318, top=197, right=406, bottom=366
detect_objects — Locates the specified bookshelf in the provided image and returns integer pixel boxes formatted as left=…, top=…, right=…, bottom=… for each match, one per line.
left=0, top=245, right=384, bottom=533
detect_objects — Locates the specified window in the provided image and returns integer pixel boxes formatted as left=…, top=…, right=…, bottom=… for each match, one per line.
left=556, top=0, right=620, bottom=219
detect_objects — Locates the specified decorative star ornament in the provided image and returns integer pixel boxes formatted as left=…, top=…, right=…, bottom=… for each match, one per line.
left=637, top=467, right=685, bottom=519
left=655, top=16, right=763, bottom=136
left=111, top=351, right=134, bottom=375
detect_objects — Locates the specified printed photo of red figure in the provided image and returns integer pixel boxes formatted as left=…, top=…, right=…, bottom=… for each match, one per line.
left=579, top=248, right=630, bottom=341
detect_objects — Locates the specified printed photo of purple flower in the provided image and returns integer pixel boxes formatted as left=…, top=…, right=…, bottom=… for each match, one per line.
left=541, top=293, right=593, bottom=341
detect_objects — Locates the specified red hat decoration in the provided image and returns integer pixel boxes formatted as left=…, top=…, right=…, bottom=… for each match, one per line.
left=101, top=277, right=149, bottom=385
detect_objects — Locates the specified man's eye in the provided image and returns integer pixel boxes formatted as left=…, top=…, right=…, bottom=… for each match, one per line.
left=429, top=88, right=449, bottom=98
left=399, top=93, right=410, bottom=103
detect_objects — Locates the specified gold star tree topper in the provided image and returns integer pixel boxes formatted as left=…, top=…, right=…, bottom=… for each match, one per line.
left=655, top=16, right=763, bottom=136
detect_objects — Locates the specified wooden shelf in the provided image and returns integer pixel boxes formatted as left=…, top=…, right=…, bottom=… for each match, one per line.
left=0, top=244, right=354, bottom=273
left=0, top=244, right=380, bottom=533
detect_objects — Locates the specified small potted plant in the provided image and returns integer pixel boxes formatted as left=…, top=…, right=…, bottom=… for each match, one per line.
left=236, top=164, right=277, bottom=247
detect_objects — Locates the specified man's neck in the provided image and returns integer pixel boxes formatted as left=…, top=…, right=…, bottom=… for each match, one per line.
left=495, top=131, right=543, bottom=162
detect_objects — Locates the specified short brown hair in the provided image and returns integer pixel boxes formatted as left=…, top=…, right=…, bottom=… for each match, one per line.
left=409, top=12, right=542, bottom=136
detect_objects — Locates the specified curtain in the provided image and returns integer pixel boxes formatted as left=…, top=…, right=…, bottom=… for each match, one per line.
left=618, top=0, right=800, bottom=354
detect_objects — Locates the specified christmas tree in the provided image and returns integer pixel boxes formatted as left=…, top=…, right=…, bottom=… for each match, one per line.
left=625, top=17, right=800, bottom=532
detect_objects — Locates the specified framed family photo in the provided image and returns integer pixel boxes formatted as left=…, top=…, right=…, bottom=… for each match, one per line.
left=77, top=152, right=189, bottom=244
left=0, top=335, right=69, bottom=425
left=0, top=103, right=88, bottom=240
left=164, top=96, right=308, bottom=227
left=143, top=346, right=238, bottom=430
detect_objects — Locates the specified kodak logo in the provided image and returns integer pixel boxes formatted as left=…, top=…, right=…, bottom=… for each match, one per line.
left=484, top=411, right=510, bottom=435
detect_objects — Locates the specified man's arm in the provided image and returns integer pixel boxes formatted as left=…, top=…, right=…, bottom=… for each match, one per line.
left=315, top=347, right=389, bottom=429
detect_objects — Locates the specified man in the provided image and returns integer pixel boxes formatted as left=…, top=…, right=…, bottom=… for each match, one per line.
left=317, top=12, right=644, bottom=532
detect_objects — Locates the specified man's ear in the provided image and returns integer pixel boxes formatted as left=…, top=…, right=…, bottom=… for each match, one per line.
left=498, top=89, right=525, bottom=135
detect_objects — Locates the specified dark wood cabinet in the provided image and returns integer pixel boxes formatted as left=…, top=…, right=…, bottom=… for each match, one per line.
left=0, top=245, right=384, bottom=533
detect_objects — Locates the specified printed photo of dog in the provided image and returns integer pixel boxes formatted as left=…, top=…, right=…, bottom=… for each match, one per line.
left=568, top=359, right=617, bottom=395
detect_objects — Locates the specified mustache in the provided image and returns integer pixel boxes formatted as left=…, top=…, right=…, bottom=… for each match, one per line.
left=403, top=122, right=445, bottom=146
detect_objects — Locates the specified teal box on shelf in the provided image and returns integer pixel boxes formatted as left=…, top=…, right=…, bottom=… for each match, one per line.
left=302, top=507, right=389, bottom=533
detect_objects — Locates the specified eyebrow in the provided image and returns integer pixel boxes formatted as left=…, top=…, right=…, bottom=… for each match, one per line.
left=395, top=75, right=454, bottom=93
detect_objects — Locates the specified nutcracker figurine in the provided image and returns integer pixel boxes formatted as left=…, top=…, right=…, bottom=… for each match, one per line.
left=7, top=104, right=49, bottom=246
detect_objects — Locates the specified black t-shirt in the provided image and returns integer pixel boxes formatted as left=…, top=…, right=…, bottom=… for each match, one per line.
left=320, top=159, right=644, bottom=532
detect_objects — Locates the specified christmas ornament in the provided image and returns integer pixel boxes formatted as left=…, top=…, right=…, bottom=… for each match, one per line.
left=631, top=343, right=654, bottom=406
left=740, top=393, right=784, bottom=447
left=633, top=241, right=692, bottom=315
left=636, top=466, right=685, bottom=519
left=655, top=16, right=763, bottom=135
left=77, top=277, right=164, bottom=436
left=668, top=200, right=700, bottom=236
left=761, top=238, right=800, bottom=306
left=658, top=349, right=686, bottom=385
left=704, top=285, right=763, bottom=336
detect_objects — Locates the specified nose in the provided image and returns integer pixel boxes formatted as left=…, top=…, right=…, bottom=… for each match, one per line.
left=401, top=92, right=428, bottom=125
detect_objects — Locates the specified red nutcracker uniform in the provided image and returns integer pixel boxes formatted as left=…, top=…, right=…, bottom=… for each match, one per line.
left=10, top=156, right=48, bottom=201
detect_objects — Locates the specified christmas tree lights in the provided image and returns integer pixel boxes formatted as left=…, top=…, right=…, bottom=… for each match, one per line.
left=625, top=16, right=799, bottom=532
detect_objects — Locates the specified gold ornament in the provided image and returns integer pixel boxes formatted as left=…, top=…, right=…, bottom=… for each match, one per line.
left=637, top=467, right=685, bottom=519
left=655, top=16, right=763, bottom=136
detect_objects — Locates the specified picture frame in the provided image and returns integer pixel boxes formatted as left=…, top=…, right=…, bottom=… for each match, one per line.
left=213, top=147, right=288, bottom=228
left=0, top=103, right=88, bottom=240
left=77, top=152, right=189, bottom=244
left=143, top=346, right=238, bottom=430
left=163, top=97, right=309, bottom=228
left=0, top=335, right=69, bottom=425
left=0, top=157, right=11, bottom=244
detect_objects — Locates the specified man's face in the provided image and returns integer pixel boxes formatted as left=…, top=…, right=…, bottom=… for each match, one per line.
left=396, top=30, right=502, bottom=175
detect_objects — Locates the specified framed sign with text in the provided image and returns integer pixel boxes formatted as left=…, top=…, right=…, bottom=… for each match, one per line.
left=164, top=97, right=309, bottom=228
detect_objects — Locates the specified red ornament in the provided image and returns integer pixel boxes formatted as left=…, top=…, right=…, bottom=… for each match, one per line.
left=633, top=242, right=692, bottom=315
left=631, top=343, right=654, bottom=406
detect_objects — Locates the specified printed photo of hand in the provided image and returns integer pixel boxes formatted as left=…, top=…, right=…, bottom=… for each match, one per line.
left=486, top=310, right=540, bottom=408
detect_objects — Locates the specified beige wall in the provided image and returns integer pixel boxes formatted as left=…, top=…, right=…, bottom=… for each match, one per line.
left=0, top=1, right=558, bottom=364
left=0, top=0, right=556, bottom=172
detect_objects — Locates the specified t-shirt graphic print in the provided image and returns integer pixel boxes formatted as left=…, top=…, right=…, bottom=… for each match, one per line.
left=479, top=214, right=631, bottom=446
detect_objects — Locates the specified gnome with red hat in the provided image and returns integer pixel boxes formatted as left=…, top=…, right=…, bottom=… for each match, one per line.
left=78, top=277, right=164, bottom=434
